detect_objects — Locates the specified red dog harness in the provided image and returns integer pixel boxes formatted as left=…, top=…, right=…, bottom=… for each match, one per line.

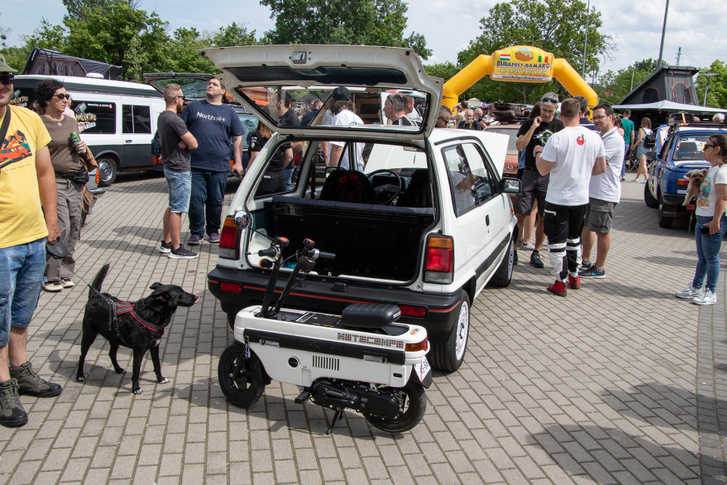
left=109, top=301, right=164, bottom=346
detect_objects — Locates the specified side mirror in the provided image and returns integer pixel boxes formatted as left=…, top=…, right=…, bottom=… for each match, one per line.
left=234, top=210, right=250, bottom=229
left=501, top=177, right=521, bottom=194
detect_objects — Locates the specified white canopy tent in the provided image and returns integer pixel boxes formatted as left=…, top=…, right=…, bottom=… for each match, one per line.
left=612, top=100, right=727, bottom=113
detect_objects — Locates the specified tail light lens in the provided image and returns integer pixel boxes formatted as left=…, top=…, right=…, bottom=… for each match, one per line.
left=424, top=235, right=454, bottom=284
left=400, top=305, right=428, bottom=318
left=406, top=337, right=429, bottom=353
left=95, top=169, right=100, bottom=185
left=219, top=216, right=240, bottom=260
left=676, top=178, right=689, bottom=186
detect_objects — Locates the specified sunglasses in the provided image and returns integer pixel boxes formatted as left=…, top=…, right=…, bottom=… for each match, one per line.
left=593, top=115, right=608, bottom=120
left=541, top=97, right=559, bottom=104
left=53, top=93, right=71, bottom=100
left=704, top=144, right=716, bottom=149
left=175, top=95, right=185, bottom=101
left=0, top=74, right=13, bottom=85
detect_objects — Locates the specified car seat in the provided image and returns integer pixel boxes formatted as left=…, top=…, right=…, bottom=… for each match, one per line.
left=319, top=169, right=379, bottom=204
left=677, top=141, right=700, bottom=160
left=398, top=169, right=432, bottom=208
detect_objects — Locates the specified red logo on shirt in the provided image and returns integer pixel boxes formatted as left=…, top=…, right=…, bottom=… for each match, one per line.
left=577, top=134, right=585, bottom=146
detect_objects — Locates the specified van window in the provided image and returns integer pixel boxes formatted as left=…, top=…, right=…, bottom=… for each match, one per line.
left=123, top=105, right=152, bottom=134
left=73, top=101, right=116, bottom=134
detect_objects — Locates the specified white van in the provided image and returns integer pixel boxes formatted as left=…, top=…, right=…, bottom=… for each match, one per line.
left=11, top=75, right=165, bottom=186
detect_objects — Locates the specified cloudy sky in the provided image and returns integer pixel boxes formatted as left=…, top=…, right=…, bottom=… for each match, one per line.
left=2, top=0, right=725, bottom=78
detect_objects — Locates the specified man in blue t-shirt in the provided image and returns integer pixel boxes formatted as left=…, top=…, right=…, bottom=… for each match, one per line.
left=181, top=78, right=243, bottom=245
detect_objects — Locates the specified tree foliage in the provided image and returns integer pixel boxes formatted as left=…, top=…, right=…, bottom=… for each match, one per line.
left=695, top=60, right=727, bottom=109
left=260, top=0, right=431, bottom=60
left=595, top=59, right=659, bottom=105
left=456, top=0, right=613, bottom=104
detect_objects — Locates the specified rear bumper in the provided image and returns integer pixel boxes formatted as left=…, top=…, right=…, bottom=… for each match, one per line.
left=208, top=266, right=463, bottom=342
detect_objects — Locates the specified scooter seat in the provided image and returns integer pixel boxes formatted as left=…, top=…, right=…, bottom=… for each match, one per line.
left=341, top=303, right=401, bottom=329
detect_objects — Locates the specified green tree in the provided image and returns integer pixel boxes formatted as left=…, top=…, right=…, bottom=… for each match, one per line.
left=208, top=22, right=257, bottom=48
left=63, top=1, right=169, bottom=81
left=457, top=0, right=613, bottom=104
left=595, top=58, right=658, bottom=104
left=695, top=60, right=727, bottom=108
left=260, top=0, right=431, bottom=60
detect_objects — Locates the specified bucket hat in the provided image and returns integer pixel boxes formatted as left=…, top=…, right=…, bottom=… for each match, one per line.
left=0, top=54, right=17, bottom=73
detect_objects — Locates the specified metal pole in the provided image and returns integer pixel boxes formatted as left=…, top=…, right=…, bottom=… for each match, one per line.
left=702, top=73, right=717, bottom=106
left=657, top=0, right=670, bottom=68
left=581, top=0, right=591, bottom=76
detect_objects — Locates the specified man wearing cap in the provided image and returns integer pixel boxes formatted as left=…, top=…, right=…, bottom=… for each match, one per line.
left=0, top=54, right=63, bottom=427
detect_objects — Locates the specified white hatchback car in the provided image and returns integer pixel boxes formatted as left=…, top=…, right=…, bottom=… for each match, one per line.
left=205, top=45, right=519, bottom=372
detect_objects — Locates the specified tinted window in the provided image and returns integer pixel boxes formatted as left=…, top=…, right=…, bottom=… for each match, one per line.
left=74, top=101, right=116, bottom=134
left=673, top=135, right=711, bottom=161
left=123, top=105, right=152, bottom=134
left=444, top=142, right=498, bottom=216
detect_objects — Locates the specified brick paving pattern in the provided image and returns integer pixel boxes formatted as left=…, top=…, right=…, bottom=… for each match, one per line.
left=0, top=172, right=724, bottom=484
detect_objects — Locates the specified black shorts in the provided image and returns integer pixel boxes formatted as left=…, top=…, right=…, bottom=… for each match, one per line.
left=514, top=169, right=548, bottom=216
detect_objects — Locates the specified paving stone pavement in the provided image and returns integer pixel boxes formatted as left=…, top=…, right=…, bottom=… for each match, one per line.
left=0, top=172, right=726, bottom=484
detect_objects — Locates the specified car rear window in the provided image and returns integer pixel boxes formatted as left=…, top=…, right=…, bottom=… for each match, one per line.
left=673, top=135, right=711, bottom=161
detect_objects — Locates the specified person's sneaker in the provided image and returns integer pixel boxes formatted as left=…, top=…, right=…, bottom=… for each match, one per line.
left=42, top=281, right=63, bottom=292
left=168, top=246, right=198, bottom=260
left=159, top=241, right=172, bottom=254
left=209, top=232, right=221, bottom=244
left=548, top=280, right=567, bottom=297
left=693, top=289, right=717, bottom=306
left=581, top=266, right=606, bottom=279
left=568, top=274, right=581, bottom=289
left=530, top=251, right=544, bottom=268
left=60, top=278, right=74, bottom=288
left=0, top=379, right=27, bottom=428
left=187, top=235, right=201, bottom=246
left=518, top=241, right=534, bottom=250
left=9, top=362, right=62, bottom=398
left=676, top=284, right=701, bottom=299
left=580, top=260, right=593, bottom=272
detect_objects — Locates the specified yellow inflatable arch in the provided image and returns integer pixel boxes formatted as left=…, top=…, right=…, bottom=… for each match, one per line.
left=442, top=45, right=597, bottom=112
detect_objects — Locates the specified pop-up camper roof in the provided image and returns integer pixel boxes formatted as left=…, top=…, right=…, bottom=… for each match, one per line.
left=22, top=47, right=121, bottom=80
left=619, top=64, right=699, bottom=105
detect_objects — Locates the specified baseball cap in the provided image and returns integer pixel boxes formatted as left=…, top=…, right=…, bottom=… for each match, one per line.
left=0, top=54, right=17, bottom=73
left=331, top=86, right=350, bottom=101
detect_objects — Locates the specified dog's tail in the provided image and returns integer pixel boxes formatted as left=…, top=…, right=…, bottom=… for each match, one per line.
left=89, top=263, right=110, bottom=297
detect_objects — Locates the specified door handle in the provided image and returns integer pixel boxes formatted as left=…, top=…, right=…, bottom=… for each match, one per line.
left=125, top=140, right=133, bottom=143
left=486, top=215, right=490, bottom=226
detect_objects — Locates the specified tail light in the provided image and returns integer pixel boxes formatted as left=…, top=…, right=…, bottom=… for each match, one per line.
left=218, top=216, right=240, bottom=260
left=95, top=169, right=100, bottom=185
left=406, top=337, right=429, bottom=353
left=676, top=178, right=689, bottom=186
left=424, top=235, right=454, bottom=284
left=400, top=305, right=428, bottom=318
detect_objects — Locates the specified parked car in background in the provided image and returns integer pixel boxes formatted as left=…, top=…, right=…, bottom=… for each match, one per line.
left=483, top=124, right=522, bottom=178
left=204, top=45, right=519, bottom=373
left=644, top=122, right=727, bottom=228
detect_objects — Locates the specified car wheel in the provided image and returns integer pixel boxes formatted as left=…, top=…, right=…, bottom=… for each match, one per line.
left=97, top=157, right=117, bottom=187
left=658, top=202, right=674, bottom=228
left=644, top=181, right=658, bottom=208
left=430, top=291, right=469, bottom=372
left=490, top=236, right=514, bottom=287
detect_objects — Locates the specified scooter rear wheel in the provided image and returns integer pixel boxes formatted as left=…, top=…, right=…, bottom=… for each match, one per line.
left=363, top=382, right=426, bottom=433
left=218, top=344, right=265, bottom=408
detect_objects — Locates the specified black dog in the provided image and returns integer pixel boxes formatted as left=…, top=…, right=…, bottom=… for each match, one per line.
left=77, top=264, right=198, bottom=394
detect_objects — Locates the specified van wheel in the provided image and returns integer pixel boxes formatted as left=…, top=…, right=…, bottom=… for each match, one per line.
left=490, top=237, right=514, bottom=287
left=430, top=292, right=469, bottom=372
left=97, top=157, right=117, bottom=186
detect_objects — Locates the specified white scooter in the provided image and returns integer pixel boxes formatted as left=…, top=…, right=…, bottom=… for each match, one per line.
left=218, top=237, right=432, bottom=434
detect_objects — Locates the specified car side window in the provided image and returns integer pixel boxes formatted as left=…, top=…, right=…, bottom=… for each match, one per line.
left=443, top=145, right=477, bottom=216
left=460, top=143, right=497, bottom=202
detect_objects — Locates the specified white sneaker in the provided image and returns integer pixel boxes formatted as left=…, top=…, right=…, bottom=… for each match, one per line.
left=693, top=289, right=717, bottom=306
left=675, top=285, right=701, bottom=299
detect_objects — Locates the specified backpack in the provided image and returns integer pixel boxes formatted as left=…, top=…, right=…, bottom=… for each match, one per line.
left=643, top=129, right=657, bottom=149
left=151, top=130, right=162, bottom=165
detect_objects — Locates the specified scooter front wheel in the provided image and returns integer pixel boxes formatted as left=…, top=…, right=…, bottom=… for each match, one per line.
left=363, top=382, right=426, bottom=433
left=218, top=344, right=265, bottom=408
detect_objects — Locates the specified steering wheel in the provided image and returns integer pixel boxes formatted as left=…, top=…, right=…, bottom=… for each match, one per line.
left=367, top=169, right=403, bottom=205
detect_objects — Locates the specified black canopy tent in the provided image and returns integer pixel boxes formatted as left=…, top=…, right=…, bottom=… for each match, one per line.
left=619, top=64, right=699, bottom=105
left=22, top=47, right=121, bottom=80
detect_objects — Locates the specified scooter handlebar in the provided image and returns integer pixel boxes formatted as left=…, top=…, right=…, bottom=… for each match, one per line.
left=258, top=247, right=278, bottom=257
left=316, top=250, right=336, bottom=261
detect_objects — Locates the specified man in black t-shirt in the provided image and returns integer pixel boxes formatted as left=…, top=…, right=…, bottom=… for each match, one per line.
left=514, top=93, right=564, bottom=269
left=276, top=92, right=302, bottom=190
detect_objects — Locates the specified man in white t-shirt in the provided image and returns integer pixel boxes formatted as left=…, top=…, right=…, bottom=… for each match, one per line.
left=580, top=104, right=625, bottom=279
left=535, top=98, right=607, bottom=296
left=328, top=99, right=364, bottom=171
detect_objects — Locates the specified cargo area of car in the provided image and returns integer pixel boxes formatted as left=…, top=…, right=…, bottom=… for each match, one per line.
left=263, top=195, right=434, bottom=282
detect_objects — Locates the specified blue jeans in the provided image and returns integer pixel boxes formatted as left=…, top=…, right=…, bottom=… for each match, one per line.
left=692, top=215, right=727, bottom=292
left=189, top=169, right=227, bottom=237
left=0, top=238, right=46, bottom=346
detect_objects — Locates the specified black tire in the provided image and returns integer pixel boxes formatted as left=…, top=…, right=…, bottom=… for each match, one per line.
left=97, top=157, right=117, bottom=187
left=363, top=382, right=426, bottom=433
left=218, top=344, right=265, bottom=408
left=490, top=236, right=514, bottom=287
left=429, top=292, right=470, bottom=372
left=658, top=202, right=674, bottom=228
left=644, top=182, right=658, bottom=208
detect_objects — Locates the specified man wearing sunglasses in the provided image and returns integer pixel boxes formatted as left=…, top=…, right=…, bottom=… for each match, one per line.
left=514, top=92, right=564, bottom=269
left=0, top=54, right=63, bottom=427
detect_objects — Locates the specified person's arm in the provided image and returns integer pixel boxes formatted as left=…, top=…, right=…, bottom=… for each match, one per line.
left=629, top=126, right=635, bottom=147
left=516, top=119, right=540, bottom=152
left=282, top=147, right=294, bottom=168
left=231, top=135, right=243, bottom=177
left=329, top=145, right=343, bottom=167
left=708, top=183, right=727, bottom=235
left=178, top=131, right=198, bottom=150
left=635, top=128, right=644, bottom=146
left=35, top=146, right=60, bottom=242
left=535, top=147, right=555, bottom=175
left=592, top=156, right=607, bottom=175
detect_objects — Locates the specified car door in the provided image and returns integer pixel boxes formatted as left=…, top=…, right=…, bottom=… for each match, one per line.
left=121, top=103, right=154, bottom=168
